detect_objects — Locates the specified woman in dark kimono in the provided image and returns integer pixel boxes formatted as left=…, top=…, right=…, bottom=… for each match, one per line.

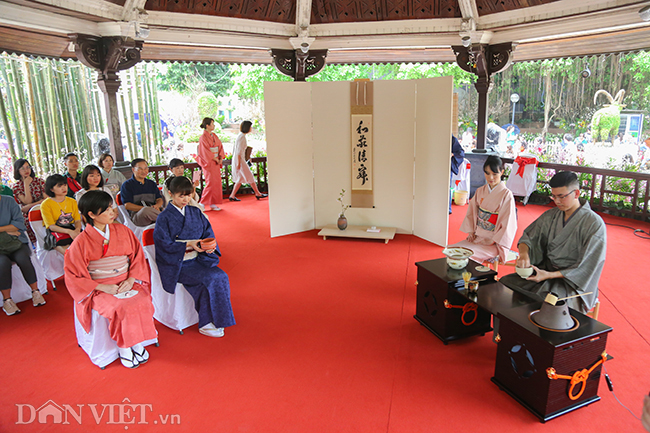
left=153, top=176, right=235, bottom=337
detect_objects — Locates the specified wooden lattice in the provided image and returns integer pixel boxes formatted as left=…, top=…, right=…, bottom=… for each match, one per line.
left=311, top=0, right=461, bottom=23
left=475, top=0, right=560, bottom=16
left=145, top=0, right=295, bottom=23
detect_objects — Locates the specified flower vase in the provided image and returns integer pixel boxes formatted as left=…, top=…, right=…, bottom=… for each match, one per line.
left=337, top=215, right=348, bottom=230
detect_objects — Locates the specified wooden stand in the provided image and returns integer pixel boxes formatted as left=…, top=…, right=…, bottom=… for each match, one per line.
left=491, top=303, right=612, bottom=422
left=317, top=225, right=396, bottom=244
left=414, top=258, right=497, bottom=344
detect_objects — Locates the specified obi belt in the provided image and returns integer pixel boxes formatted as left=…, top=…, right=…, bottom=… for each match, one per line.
left=87, top=255, right=130, bottom=280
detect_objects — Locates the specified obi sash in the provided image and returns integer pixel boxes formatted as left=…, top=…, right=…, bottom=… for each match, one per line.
left=87, top=255, right=130, bottom=280
left=210, top=146, right=220, bottom=155
left=184, top=248, right=197, bottom=261
left=477, top=206, right=498, bottom=232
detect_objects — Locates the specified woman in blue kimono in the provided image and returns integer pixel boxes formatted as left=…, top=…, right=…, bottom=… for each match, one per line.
left=153, top=176, right=235, bottom=337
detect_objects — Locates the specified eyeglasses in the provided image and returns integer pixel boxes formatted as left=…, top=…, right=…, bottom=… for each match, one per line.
left=550, top=189, right=577, bottom=201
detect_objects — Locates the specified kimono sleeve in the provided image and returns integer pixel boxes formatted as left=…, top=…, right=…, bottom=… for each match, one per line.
left=459, top=190, right=479, bottom=234
left=153, top=210, right=185, bottom=293
left=64, top=234, right=99, bottom=303
left=123, top=226, right=151, bottom=286
left=197, top=133, right=213, bottom=168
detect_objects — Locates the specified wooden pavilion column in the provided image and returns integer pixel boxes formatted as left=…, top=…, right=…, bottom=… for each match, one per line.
left=452, top=43, right=515, bottom=149
left=68, top=34, right=143, bottom=164
left=270, top=49, right=328, bottom=81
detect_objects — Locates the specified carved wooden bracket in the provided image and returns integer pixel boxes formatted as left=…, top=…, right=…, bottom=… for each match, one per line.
left=68, top=34, right=143, bottom=83
left=451, top=43, right=515, bottom=80
left=271, top=49, right=328, bottom=81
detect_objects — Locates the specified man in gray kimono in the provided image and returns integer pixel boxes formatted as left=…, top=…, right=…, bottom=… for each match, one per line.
left=500, top=171, right=606, bottom=313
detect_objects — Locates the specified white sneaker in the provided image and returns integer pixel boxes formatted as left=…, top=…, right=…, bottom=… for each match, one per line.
left=210, top=205, right=222, bottom=211
left=199, top=323, right=225, bottom=338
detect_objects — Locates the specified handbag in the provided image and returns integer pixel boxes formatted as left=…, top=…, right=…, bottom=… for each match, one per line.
left=0, top=232, right=23, bottom=255
left=43, top=228, right=57, bottom=251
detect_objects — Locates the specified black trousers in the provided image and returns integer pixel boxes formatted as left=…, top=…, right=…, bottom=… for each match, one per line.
left=0, top=243, right=37, bottom=292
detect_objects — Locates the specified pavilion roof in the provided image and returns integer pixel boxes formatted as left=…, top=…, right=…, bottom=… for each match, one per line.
left=0, top=0, right=649, bottom=64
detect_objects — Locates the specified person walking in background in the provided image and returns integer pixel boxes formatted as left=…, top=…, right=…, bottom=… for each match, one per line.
left=63, top=153, right=82, bottom=198
left=12, top=159, right=46, bottom=245
left=229, top=120, right=267, bottom=202
left=449, top=135, right=464, bottom=214
left=98, top=153, right=127, bottom=196
left=196, top=117, right=224, bottom=211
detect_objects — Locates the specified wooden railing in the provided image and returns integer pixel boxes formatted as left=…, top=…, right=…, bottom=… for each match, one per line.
left=146, top=157, right=268, bottom=196
left=502, top=157, right=650, bottom=222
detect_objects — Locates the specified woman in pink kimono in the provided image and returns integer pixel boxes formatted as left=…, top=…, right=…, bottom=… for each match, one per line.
left=64, top=190, right=157, bottom=369
left=196, top=117, right=224, bottom=211
left=450, top=155, right=517, bottom=264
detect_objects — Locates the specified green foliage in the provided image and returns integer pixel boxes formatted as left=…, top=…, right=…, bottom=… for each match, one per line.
left=229, top=64, right=290, bottom=101
left=197, top=92, right=219, bottom=119
left=157, top=63, right=232, bottom=96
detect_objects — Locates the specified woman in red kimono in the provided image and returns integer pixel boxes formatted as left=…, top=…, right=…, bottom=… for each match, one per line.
left=196, top=117, right=224, bottom=211
left=64, top=190, right=157, bottom=369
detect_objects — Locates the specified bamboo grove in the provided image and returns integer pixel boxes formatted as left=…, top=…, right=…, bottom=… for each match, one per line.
left=0, top=53, right=164, bottom=175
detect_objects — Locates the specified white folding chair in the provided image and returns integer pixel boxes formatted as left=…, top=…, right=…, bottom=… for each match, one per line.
left=28, top=205, right=64, bottom=287
left=74, top=306, right=158, bottom=369
left=115, top=192, right=154, bottom=244
left=10, top=241, right=48, bottom=303
left=142, top=228, right=198, bottom=334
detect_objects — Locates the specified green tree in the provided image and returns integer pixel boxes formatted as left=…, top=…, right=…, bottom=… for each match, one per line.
left=157, top=63, right=232, bottom=96
left=197, top=91, right=219, bottom=119
left=229, top=64, right=289, bottom=101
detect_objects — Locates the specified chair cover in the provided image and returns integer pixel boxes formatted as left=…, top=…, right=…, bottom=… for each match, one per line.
left=74, top=307, right=158, bottom=369
left=10, top=242, right=48, bottom=303
left=115, top=192, right=154, bottom=244
left=506, top=155, right=538, bottom=205
left=451, top=158, right=471, bottom=193
left=142, top=228, right=198, bottom=332
left=28, top=205, right=65, bottom=282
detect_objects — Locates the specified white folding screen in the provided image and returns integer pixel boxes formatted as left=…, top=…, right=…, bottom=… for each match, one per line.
left=413, top=76, right=454, bottom=246
left=265, top=78, right=452, bottom=246
left=264, top=82, right=315, bottom=237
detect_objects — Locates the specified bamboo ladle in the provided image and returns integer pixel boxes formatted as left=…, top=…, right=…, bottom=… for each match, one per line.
left=544, top=292, right=593, bottom=306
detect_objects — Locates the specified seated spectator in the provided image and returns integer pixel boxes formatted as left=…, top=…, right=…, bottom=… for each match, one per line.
left=162, top=158, right=203, bottom=211
left=448, top=155, right=517, bottom=264
left=63, top=152, right=82, bottom=198
left=154, top=177, right=235, bottom=338
left=77, top=165, right=121, bottom=223
left=41, top=174, right=81, bottom=255
left=98, top=153, right=126, bottom=196
left=12, top=159, right=46, bottom=245
left=0, top=194, right=46, bottom=316
left=64, top=190, right=157, bottom=368
left=119, top=158, right=163, bottom=226
left=1, top=168, right=12, bottom=196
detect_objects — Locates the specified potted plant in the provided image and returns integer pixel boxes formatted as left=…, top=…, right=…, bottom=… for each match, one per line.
left=337, top=189, right=350, bottom=230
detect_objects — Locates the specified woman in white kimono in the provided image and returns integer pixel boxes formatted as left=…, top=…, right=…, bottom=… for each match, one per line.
left=228, top=121, right=267, bottom=201
left=449, top=155, right=517, bottom=264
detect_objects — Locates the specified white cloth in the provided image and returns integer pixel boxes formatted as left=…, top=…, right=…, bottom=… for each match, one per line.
left=506, top=156, right=538, bottom=201
left=141, top=228, right=199, bottom=332
left=451, top=158, right=471, bottom=193
left=232, top=133, right=255, bottom=185
left=28, top=205, right=65, bottom=282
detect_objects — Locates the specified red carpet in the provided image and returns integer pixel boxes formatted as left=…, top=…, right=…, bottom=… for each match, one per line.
left=2, top=196, right=649, bottom=432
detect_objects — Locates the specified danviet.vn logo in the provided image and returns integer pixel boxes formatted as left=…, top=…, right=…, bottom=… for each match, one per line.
left=16, top=398, right=180, bottom=426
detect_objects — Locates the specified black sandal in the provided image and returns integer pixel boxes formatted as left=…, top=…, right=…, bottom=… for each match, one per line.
left=228, top=197, right=241, bottom=202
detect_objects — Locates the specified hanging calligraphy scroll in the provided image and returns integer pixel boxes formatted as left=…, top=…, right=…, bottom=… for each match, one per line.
left=350, top=80, right=374, bottom=208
